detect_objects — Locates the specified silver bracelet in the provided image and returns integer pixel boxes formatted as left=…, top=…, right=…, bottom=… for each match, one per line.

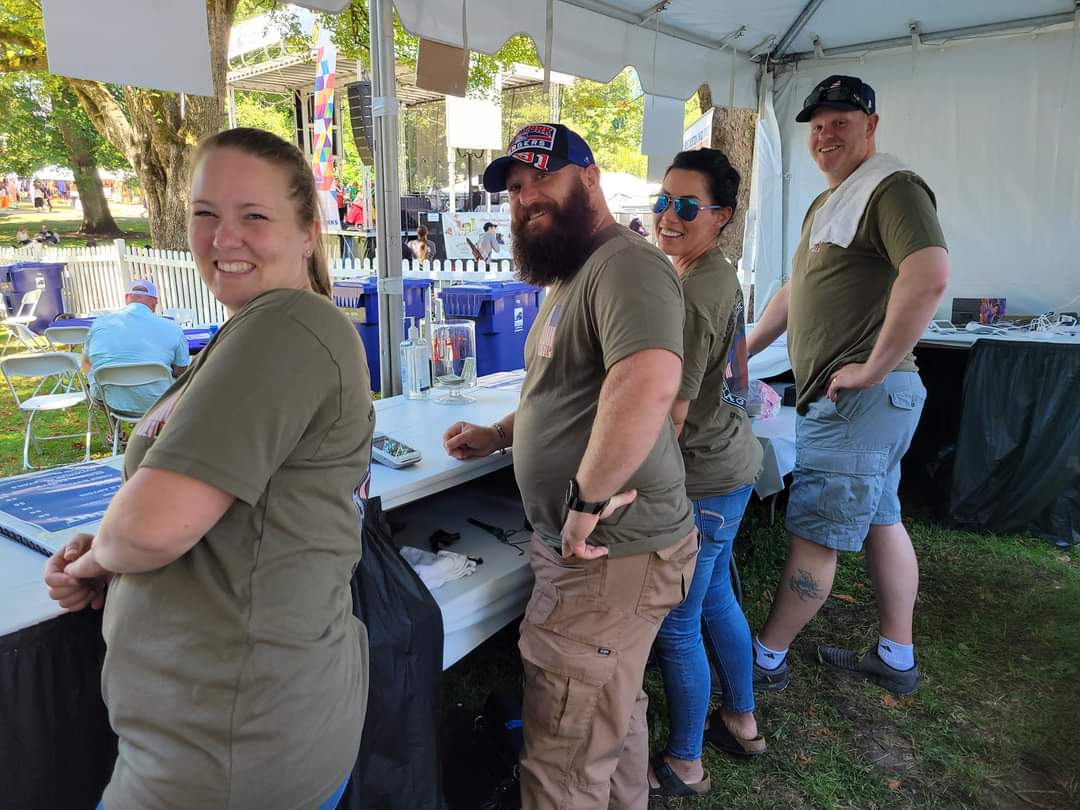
left=492, top=422, right=508, bottom=455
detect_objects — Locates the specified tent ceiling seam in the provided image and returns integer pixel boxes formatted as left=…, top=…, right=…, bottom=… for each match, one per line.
left=780, top=10, right=1080, bottom=63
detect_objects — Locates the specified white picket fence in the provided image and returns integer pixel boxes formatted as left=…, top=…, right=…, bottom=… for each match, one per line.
left=0, top=240, right=517, bottom=325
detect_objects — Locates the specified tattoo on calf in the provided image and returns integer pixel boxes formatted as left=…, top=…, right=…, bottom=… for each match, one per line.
left=789, top=568, right=825, bottom=602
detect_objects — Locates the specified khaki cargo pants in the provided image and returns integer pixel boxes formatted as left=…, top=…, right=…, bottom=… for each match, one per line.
left=518, top=530, right=699, bottom=810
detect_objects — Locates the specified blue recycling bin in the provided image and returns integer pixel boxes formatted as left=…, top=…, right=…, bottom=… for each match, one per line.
left=332, top=277, right=432, bottom=392
left=439, top=281, right=544, bottom=376
left=2, top=262, right=66, bottom=333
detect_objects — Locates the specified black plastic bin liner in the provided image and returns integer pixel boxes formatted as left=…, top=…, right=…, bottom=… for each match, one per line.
left=339, top=496, right=446, bottom=809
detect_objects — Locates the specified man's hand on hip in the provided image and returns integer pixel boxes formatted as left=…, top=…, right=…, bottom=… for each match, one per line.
left=826, top=362, right=884, bottom=401
left=560, top=489, right=637, bottom=560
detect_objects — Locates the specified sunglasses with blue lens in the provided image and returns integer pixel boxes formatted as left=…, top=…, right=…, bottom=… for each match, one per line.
left=651, top=193, right=727, bottom=222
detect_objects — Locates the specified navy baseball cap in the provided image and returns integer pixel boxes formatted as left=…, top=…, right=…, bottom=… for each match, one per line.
left=482, top=123, right=595, bottom=192
left=796, top=75, right=876, bottom=122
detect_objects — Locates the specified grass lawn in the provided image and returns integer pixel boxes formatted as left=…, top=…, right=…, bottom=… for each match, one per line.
left=0, top=202, right=151, bottom=248
left=1, top=346, right=1076, bottom=808
left=442, top=506, right=1080, bottom=808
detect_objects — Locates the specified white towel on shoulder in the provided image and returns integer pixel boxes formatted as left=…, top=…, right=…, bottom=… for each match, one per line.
left=809, top=153, right=911, bottom=251
left=400, top=545, right=478, bottom=590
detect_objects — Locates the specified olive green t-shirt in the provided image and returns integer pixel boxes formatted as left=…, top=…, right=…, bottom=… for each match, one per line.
left=788, top=171, right=947, bottom=413
left=100, top=288, right=375, bottom=810
left=513, top=226, right=695, bottom=559
left=678, top=249, right=763, bottom=498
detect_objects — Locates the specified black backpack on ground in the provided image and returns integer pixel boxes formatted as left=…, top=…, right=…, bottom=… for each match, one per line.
left=444, top=682, right=524, bottom=810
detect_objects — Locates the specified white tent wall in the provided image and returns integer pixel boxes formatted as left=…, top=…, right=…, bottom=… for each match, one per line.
left=772, top=25, right=1080, bottom=319
left=741, top=70, right=784, bottom=321
left=392, top=0, right=758, bottom=105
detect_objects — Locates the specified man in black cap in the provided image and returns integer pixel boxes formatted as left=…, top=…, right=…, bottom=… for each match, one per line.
left=442, top=123, right=698, bottom=808
left=747, top=76, right=950, bottom=695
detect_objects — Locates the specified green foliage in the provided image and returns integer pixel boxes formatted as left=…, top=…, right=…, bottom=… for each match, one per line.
left=501, top=69, right=650, bottom=177
left=560, top=69, right=647, bottom=176
left=0, top=74, right=125, bottom=176
left=232, top=89, right=292, bottom=141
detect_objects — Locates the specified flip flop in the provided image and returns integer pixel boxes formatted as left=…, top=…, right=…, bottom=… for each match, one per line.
left=703, top=713, right=767, bottom=757
left=648, top=753, right=712, bottom=798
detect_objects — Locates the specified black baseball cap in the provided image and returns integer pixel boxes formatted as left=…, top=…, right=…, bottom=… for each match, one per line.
left=482, top=123, right=595, bottom=193
left=796, top=75, right=876, bottom=122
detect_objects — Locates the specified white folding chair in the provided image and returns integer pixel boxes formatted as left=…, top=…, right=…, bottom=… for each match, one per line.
left=2, top=290, right=47, bottom=353
left=3, top=322, right=49, bottom=353
left=44, top=326, right=91, bottom=392
left=45, top=325, right=90, bottom=349
left=1, top=352, right=95, bottom=469
left=94, top=361, right=172, bottom=455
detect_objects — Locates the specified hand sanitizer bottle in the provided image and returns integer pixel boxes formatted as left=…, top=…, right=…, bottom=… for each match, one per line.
left=400, top=317, right=430, bottom=399
left=411, top=319, right=432, bottom=396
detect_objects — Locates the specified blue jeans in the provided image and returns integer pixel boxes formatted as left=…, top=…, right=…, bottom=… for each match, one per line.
left=654, top=485, right=755, bottom=760
left=97, top=775, right=349, bottom=810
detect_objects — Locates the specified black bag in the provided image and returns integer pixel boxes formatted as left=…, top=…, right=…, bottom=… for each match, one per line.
left=338, top=496, right=447, bottom=810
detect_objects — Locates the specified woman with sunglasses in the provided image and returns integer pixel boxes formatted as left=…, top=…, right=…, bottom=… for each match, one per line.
left=648, top=149, right=766, bottom=799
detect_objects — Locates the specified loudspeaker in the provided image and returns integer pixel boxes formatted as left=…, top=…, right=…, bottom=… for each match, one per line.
left=346, top=81, right=375, bottom=164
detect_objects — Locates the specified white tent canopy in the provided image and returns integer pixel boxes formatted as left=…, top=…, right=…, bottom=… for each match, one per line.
left=42, top=0, right=1080, bottom=387
left=393, top=0, right=1080, bottom=322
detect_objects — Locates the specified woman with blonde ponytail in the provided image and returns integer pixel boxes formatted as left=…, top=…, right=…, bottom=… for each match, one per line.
left=45, top=128, right=373, bottom=810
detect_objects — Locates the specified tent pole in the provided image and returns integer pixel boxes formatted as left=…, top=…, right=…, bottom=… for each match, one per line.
left=368, top=0, right=405, bottom=395
left=773, top=0, right=827, bottom=59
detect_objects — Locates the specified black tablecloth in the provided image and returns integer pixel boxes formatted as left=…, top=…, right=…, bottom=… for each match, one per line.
left=0, top=609, right=117, bottom=810
left=949, top=340, right=1080, bottom=544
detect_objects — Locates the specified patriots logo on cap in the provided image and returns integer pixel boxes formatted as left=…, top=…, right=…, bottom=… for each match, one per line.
left=511, top=124, right=557, bottom=154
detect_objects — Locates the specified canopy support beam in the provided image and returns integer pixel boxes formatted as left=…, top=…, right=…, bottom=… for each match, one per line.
left=368, top=0, right=405, bottom=395
left=783, top=9, right=1080, bottom=62
left=773, top=0, right=827, bottom=59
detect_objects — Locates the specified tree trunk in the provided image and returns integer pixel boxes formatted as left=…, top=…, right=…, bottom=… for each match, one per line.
left=51, top=90, right=123, bottom=238
left=709, top=107, right=757, bottom=267
left=67, top=0, right=238, bottom=250
left=696, top=82, right=713, bottom=114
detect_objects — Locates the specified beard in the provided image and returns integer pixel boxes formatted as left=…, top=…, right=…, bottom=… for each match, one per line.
left=511, top=179, right=597, bottom=286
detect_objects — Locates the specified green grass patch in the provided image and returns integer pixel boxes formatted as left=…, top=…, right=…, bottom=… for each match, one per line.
left=444, top=502, right=1080, bottom=809
left=0, top=203, right=150, bottom=248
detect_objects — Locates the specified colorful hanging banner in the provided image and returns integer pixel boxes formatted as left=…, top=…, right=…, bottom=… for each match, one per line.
left=312, top=27, right=340, bottom=230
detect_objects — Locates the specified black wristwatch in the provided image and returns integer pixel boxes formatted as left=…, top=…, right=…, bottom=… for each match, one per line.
left=565, top=478, right=610, bottom=515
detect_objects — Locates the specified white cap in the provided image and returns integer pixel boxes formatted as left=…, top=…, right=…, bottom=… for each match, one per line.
left=126, top=279, right=158, bottom=298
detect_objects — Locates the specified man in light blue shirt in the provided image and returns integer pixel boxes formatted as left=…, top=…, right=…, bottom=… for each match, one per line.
left=82, top=279, right=190, bottom=414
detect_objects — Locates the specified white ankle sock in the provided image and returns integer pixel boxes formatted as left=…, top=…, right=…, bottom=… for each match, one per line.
left=877, top=636, right=915, bottom=670
left=753, top=636, right=787, bottom=670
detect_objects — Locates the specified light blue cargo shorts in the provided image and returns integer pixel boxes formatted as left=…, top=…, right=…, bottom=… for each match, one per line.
left=786, top=372, right=926, bottom=552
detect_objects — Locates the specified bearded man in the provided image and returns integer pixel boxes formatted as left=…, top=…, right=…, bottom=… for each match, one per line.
left=441, top=123, right=699, bottom=810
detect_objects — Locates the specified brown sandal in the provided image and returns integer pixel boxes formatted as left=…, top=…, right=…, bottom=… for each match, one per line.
left=703, top=713, right=767, bottom=757
left=648, top=753, right=712, bottom=798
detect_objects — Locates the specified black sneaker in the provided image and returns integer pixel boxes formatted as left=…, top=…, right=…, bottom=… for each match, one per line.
left=752, top=656, right=789, bottom=692
left=816, top=645, right=921, bottom=695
